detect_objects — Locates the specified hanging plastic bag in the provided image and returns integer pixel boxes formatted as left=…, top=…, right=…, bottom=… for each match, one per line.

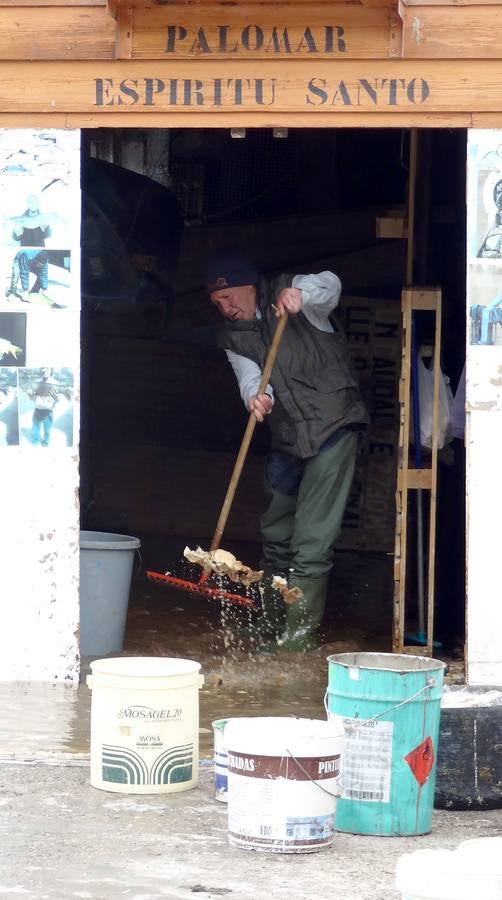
left=416, top=358, right=454, bottom=450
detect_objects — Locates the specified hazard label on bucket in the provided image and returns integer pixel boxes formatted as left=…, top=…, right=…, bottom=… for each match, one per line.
left=404, top=736, right=434, bottom=786
left=335, top=716, right=393, bottom=803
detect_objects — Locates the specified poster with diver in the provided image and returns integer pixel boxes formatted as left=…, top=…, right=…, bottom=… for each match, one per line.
left=468, top=129, right=502, bottom=345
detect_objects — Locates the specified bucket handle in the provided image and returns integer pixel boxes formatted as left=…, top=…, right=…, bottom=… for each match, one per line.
left=324, top=677, right=437, bottom=724
left=284, top=749, right=342, bottom=800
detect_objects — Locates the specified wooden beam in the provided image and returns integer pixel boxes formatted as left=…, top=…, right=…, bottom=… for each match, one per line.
left=0, top=0, right=104, bottom=5
left=397, top=469, right=433, bottom=489
left=115, top=6, right=133, bottom=58
left=376, top=215, right=408, bottom=238
left=393, top=287, right=442, bottom=656
left=401, top=4, right=502, bottom=57
left=0, top=110, right=475, bottom=128
left=389, top=6, right=403, bottom=56
left=406, top=129, right=418, bottom=282
left=0, top=8, right=115, bottom=60
left=401, top=0, right=502, bottom=5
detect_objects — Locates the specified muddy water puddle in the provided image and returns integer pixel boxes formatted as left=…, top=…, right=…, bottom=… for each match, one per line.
left=0, top=654, right=328, bottom=761
left=198, top=658, right=328, bottom=757
left=0, top=681, right=92, bottom=760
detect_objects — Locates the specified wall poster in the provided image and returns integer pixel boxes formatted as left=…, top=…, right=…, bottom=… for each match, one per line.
left=0, top=129, right=80, bottom=449
left=468, top=130, right=502, bottom=347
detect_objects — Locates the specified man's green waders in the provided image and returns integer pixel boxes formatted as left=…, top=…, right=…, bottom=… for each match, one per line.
left=259, top=431, right=358, bottom=652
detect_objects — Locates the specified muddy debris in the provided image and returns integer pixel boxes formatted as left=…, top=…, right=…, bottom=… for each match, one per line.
left=270, top=575, right=303, bottom=604
left=204, top=672, right=224, bottom=688
left=184, top=546, right=264, bottom=586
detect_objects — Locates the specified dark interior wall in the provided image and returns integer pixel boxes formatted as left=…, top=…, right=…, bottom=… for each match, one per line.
left=80, top=128, right=465, bottom=557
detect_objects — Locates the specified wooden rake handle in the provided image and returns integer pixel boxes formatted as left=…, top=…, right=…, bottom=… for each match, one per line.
left=209, top=312, right=288, bottom=553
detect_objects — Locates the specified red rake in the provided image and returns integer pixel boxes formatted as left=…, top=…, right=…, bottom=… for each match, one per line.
left=146, top=313, right=289, bottom=608
left=146, top=569, right=256, bottom=608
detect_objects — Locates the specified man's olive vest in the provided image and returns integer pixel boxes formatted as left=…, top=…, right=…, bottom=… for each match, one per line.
left=219, top=274, right=369, bottom=459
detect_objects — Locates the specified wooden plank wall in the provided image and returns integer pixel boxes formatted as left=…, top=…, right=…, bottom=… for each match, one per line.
left=0, top=7, right=115, bottom=58
left=0, top=3, right=501, bottom=62
left=0, top=1, right=501, bottom=123
left=401, top=5, right=502, bottom=57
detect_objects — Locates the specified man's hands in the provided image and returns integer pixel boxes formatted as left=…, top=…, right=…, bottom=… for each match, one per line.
left=274, top=286, right=302, bottom=316
left=248, top=392, right=273, bottom=422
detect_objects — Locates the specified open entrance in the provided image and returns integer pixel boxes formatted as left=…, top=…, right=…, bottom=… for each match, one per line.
left=79, top=126, right=467, bottom=686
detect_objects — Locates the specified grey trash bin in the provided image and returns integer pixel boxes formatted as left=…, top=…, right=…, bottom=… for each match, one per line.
left=79, top=530, right=141, bottom=657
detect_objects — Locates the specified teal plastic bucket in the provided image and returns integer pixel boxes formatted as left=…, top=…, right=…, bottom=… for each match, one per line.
left=326, top=652, right=445, bottom=836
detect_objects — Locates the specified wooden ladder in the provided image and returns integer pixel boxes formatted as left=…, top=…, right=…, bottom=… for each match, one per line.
left=393, top=286, right=442, bottom=656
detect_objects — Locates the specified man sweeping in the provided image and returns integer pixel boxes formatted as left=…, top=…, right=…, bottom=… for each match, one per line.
left=206, top=250, right=368, bottom=652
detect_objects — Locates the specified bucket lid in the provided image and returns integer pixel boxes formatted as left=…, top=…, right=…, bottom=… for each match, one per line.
left=224, top=716, right=344, bottom=757
left=80, top=530, right=141, bottom=550
left=90, top=656, right=201, bottom=678
left=396, top=838, right=502, bottom=899
left=328, top=651, right=446, bottom=674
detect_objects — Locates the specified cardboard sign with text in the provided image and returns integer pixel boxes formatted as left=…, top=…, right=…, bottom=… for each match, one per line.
left=337, top=295, right=401, bottom=552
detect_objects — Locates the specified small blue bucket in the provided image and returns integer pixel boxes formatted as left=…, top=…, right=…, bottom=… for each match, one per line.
left=326, top=652, right=445, bottom=836
left=212, top=718, right=229, bottom=802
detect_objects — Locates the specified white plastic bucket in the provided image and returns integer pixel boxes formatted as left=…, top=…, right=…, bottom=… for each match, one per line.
left=396, top=837, right=502, bottom=900
left=225, top=716, right=344, bottom=854
left=212, top=718, right=229, bottom=803
left=87, top=656, right=204, bottom=794
left=80, top=530, right=141, bottom=657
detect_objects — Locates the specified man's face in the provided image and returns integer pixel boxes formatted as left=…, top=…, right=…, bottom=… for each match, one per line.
left=40, top=368, right=51, bottom=380
left=209, top=284, right=257, bottom=321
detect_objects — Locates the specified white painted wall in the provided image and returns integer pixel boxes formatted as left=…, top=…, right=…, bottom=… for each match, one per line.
left=466, top=129, right=502, bottom=685
left=0, top=453, right=80, bottom=682
left=0, top=128, right=81, bottom=683
left=466, top=359, right=502, bottom=685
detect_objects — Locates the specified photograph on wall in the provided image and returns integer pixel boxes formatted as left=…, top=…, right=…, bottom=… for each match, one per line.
left=26, top=309, right=79, bottom=368
left=1, top=248, right=74, bottom=309
left=468, top=260, right=502, bottom=346
left=467, top=130, right=502, bottom=344
left=0, top=367, right=19, bottom=446
left=0, top=129, right=80, bottom=183
left=18, top=366, right=74, bottom=448
left=0, top=176, right=76, bottom=248
left=0, top=311, right=26, bottom=366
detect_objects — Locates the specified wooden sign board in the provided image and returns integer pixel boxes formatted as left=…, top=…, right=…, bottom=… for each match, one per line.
left=0, top=5, right=396, bottom=60
left=1, top=3, right=502, bottom=63
left=0, top=59, right=501, bottom=116
left=132, top=6, right=395, bottom=60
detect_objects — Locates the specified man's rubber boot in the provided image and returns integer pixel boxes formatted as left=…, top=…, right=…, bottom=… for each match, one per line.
left=275, top=574, right=329, bottom=652
left=236, top=572, right=286, bottom=646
